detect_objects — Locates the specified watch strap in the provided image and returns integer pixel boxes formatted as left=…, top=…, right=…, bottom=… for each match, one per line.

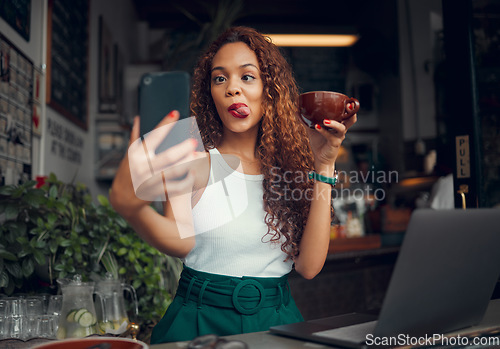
left=308, top=170, right=338, bottom=186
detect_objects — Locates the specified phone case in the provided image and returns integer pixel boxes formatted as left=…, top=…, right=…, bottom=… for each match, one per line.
left=138, top=71, right=190, bottom=136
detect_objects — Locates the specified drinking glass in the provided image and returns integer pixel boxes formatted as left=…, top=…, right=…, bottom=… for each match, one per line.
left=26, top=297, right=44, bottom=315
left=0, top=315, right=8, bottom=340
left=7, top=315, right=24, bottom=339
left=37, top=293, right=52, bottom=314
left=0, top=299, right=11, bottom=339
left=0, top=299, right=9, bottom=316
left=47, top=295, right=63, bottom=316
left=26, top=297, right=44, bottom=339
left=47, top=294, right=63, bottom=337
left=4, top=297, right=26, bottom=316
left=35, top=314, right=57, bottom=339
left=3, top=297, right=27, bottom=339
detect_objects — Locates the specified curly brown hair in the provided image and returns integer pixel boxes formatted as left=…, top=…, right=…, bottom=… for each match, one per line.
left=191, top=26, right=315, bottom=260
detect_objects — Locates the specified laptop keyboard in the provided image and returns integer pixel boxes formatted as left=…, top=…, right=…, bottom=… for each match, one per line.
left=312, top=320, right=378, bottom=343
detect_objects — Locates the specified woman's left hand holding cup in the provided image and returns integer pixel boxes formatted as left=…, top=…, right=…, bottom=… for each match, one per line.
left=307, top=110, right=357, bottom=170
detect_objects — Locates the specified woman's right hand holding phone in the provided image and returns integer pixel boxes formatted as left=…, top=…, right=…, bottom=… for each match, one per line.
left=109, top=110, right=200, bottom=257
left=109, top=110, right=198, bottom=218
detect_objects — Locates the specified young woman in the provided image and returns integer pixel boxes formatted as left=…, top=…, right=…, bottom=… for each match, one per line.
left=110, top=26, right=357, bottom=344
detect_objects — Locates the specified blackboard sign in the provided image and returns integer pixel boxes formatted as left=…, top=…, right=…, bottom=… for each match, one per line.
left=46, top=0, right=89, bottom=130
left=0, top=33, right=34, bottom=184
left=0, top=0, right=31, bottom=41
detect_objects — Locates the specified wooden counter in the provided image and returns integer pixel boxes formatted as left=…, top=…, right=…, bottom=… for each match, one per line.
left=290, top=238, right=400, bottom=321
left=328, top=235, right=382, bottom=254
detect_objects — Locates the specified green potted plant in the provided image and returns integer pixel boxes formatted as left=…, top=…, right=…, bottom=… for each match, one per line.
left=0, top=173, right=181, bottom=342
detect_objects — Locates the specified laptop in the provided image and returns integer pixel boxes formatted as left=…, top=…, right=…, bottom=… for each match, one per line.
left=270, top=208, right=500, bottom=348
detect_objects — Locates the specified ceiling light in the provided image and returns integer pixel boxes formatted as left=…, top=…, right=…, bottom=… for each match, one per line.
left=265, top=34, right=359, bottom=47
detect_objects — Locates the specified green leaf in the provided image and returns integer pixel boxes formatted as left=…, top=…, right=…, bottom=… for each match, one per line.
left=22, top=258, right=35, bottom=277
left=119, top=236, right=130, bottom=246
left=47, top=213, right=58, bottom=226
left=33, top=250, right=46, bottom=265
left=60, top=239, right=72, bottom=247
left=68, top=202, right=76, bottom=218
left=34, top=240, right=46, bottom=249
left=5, top=276, right=15, bottom=295
left=4, top=205, right=19, bottom=221
left=99, top=252, right=112, bottom=272
left=22, top=180, right=37, bottom=189
left=75, top=224, right=84, bottom=234
left=5, top=262, right=23, bottom=279
left=18, top=246, right=31, bottom=258
left=117, top=248, right=127, bottom=256
left=97, top=195, right=109, bottom=207
left=12, top=185, right=27, bottom=198
left=16, top=222, right=27, bottom=235
left=116, top=216, right=128, bottom=228
left=118, top=267, right=127, bottom=275
left=133, top=249, right=141, bottom=259
left=54, top=201, right=67, bottom=212
left=0, top=271, right=8, bottom=288
left=59, top=196, right=69, bottom=206
left=79, top=236, right=89, bottom=245
left=0, top=249, right=18, bottom=261
left=134, top=264, right=144, bottom=274
left=16, top=236, right=29, bottom=245
left=0, top=185, right=15, bottom=196
left=49, top=240, right=58, bottom=254
left=48, top=172, right=58, bottom=183
left=49, top=185, right=58, bottom=198
left=23, top=189, right=46, bottom=208
left=132, top=279, right=142, bottom=290
left=54, top=264, right=65, bottom=272
left=4, top=230, right=18, bottom=244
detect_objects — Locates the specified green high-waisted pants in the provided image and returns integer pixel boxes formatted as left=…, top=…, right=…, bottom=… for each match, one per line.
left=150, top=266, right=304, bottom=344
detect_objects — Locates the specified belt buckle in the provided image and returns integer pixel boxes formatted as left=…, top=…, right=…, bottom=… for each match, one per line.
left=232, top=279, right=265, bottom=315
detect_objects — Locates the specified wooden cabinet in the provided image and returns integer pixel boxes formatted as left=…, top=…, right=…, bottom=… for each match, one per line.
left=289, top=246, right=398, bottom=321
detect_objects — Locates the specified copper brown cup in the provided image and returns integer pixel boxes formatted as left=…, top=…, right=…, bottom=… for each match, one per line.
left=299, top=91, right=360, bottom=128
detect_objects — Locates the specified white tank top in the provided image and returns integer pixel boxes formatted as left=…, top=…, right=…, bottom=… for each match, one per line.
left=182, top=148, right=293, bottom=277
